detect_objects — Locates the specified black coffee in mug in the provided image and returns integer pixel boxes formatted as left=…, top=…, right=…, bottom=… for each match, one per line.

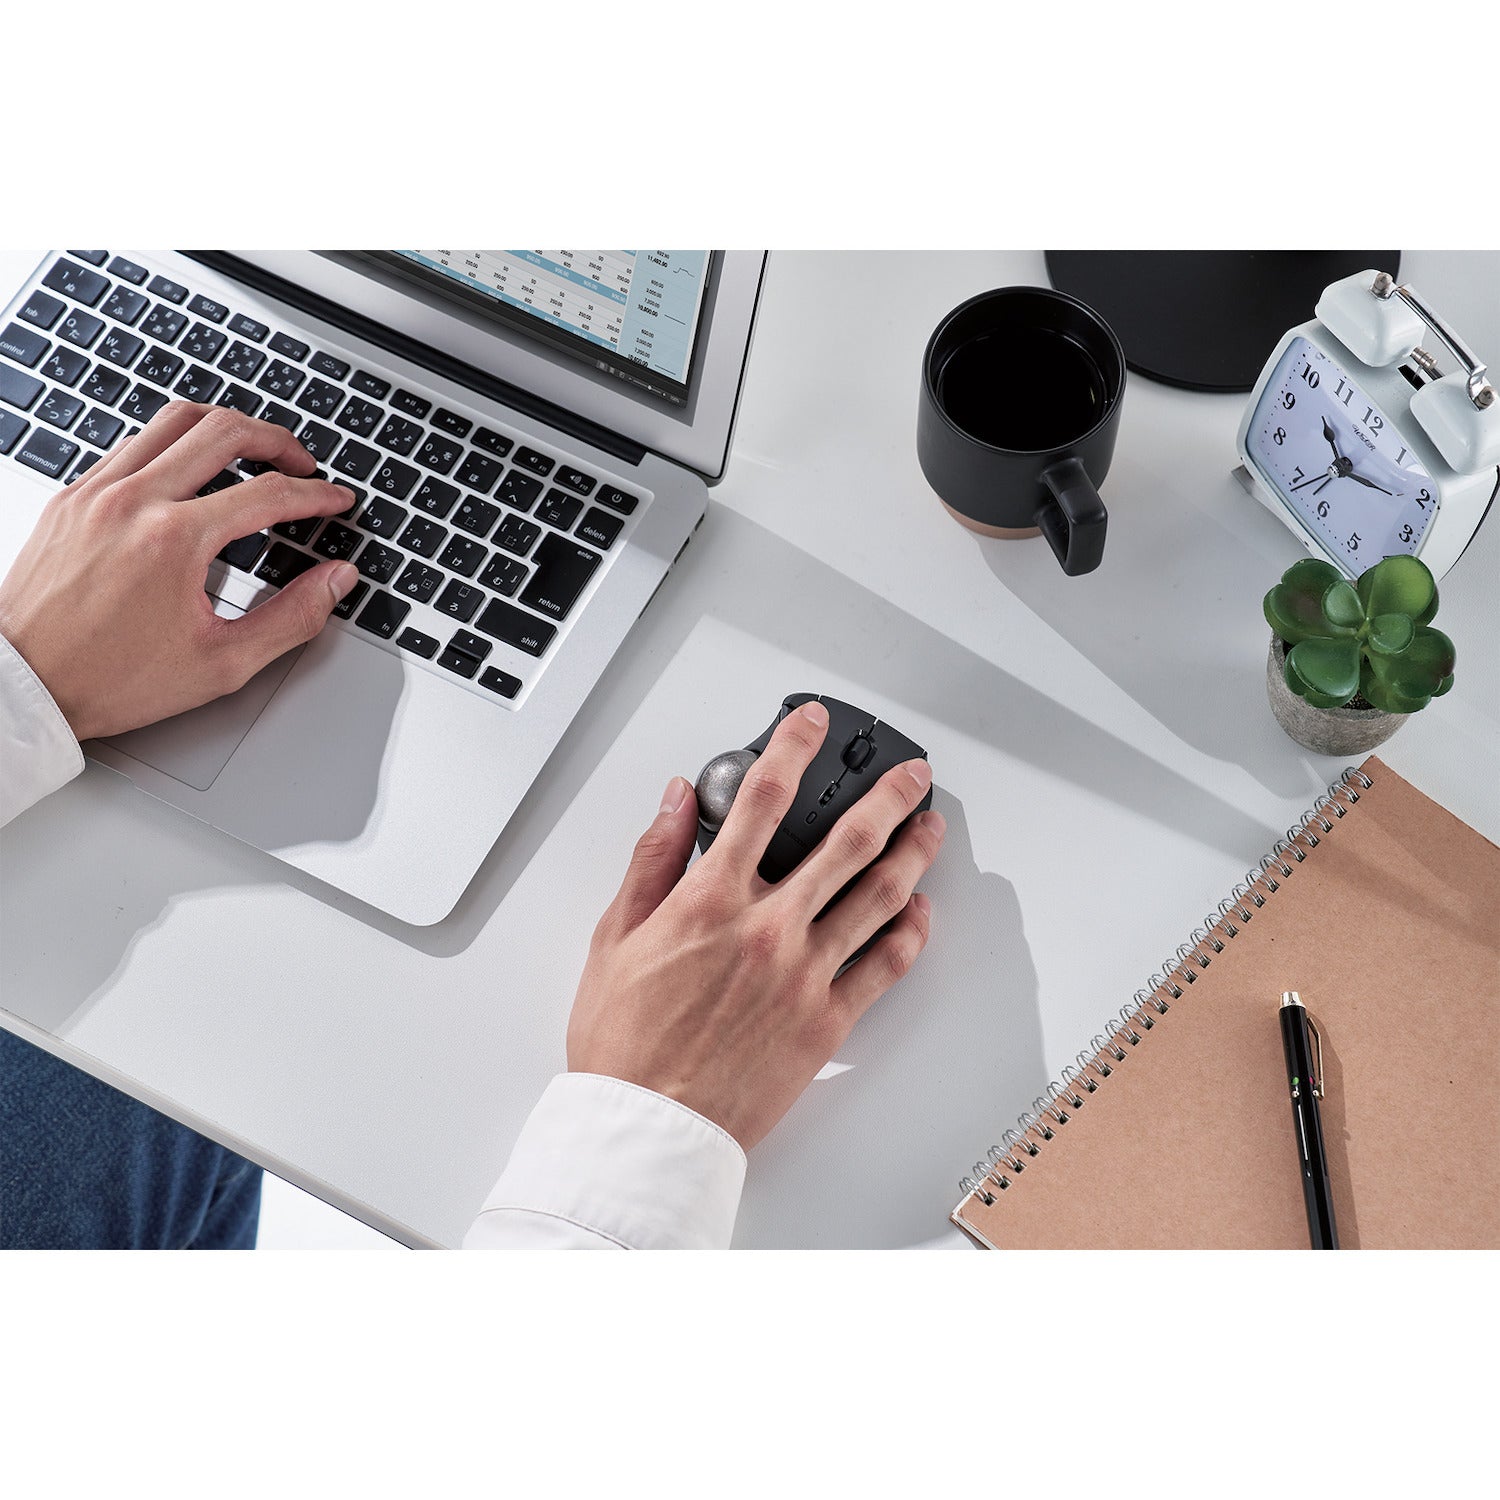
left=917, top=286, right=1126, bottom=576
left=937, top=327, right=1110, bottom=452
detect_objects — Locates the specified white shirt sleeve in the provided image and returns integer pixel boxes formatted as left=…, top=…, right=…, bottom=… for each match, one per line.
left=463, top=1072, right=747, bottom=1250
left=0, top=632, right=84, bottom=829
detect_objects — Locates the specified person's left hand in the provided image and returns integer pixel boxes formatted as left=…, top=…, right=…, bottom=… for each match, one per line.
left=0, top=401, right=360, bottom=742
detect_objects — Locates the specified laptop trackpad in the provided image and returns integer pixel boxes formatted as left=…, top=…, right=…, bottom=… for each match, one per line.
left=99, top=596, right=302, bottom=793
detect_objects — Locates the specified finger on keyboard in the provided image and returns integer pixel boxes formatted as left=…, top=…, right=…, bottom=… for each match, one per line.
left=61, top=397, right=212, bottom=492
left=202, top=469, right=358, bottom=549
left=133, top=402, right=319, bottom=497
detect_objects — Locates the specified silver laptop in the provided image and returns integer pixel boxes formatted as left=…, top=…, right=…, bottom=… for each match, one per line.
left=0, top=249, right=767, bottom=923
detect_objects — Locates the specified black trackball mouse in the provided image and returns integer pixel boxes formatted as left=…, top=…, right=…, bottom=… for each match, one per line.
left=693, top=693, right=933, bottom=884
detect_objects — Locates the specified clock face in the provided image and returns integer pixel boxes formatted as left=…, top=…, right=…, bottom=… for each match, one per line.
left=1249, top=335, right=1436, bottom=570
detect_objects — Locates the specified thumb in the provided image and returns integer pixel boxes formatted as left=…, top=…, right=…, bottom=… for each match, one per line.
left=606, top=777, right=700, bottom=933
left=221, top=560, right=359, bottom=677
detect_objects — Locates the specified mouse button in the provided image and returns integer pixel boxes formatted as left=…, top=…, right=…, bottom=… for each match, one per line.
left=841, top=733, right=875, bottom=772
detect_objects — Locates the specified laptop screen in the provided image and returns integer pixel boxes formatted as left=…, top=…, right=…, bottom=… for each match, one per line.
left=378, top=250, right=713, bottom=408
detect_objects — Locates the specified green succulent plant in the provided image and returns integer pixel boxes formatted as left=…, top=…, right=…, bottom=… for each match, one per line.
left=1263, top=554, right=1456, bottom=714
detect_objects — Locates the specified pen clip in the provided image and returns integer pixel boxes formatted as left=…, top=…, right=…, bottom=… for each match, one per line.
left=1307, top=1014, right=1326, bottom=1099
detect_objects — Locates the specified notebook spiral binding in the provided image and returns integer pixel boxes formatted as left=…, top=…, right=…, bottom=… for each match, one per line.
left=957, top=764, right=1375, bottom=1207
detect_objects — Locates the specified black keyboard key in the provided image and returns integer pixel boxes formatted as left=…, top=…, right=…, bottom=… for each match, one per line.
left=375, top=414, right=422, bottom=456
left=147, top=274, right=188, bottom=304
left=121, top=383, right=169, bottom=423
left=411, top=476, right=459, bottom=518
left=355, top=588, right=410, bottom=638
left=475, top=598, right=556, bottom=657
left=187, top=293, right=229, bottom=323
left=255, top=541, right=319, bottom=588
left=312, top=520, right=362, bottom=560
left=519, top=532, right=602, bottom=621
left=456, top=450, right=503, bottom=494
left=228, top=313, right=268, bottom=342
left=414, top=432, right=462, bottom=475
left=335, top=395, right=382, bottom=437
left=19, top=290, right=66, bottom=330
left=98, top=328, right=143, bottom=367
left=268, top=332, right=309, bottom=361
left=432, top=407, right=471, bottom=438
left=514, top=445, right=554, bottom=477
left=37, top=388, right=85, bottom=430
left=433, top=579, right=485, bottom=622
left=215, top=383, right=262, bottom=417
left=479, top=665, right=522, bottom=698
left=180, top=322, right=228, bottom=362
left=1, top=321, right=50, bottom=365
left=335, top=484, right=365, bottom=518
left=272, top=516, right=322, bottom=545
left=473, top=426, right=513, bottom=457
left=138, top=346, right=184, bottom=387
left=258, top=402, right=300, bottom=432
left=40, top=347, right=89, bottom=387
left=394, top=559, right=444, bottom=604
left=349, top=369, right=389, bottom=399
left=359, top=497, right=407, bottom=538
left=371, top=457, right=418, bottom=500
left=397, top=515, right=447, bottom=558
left=454, top=495, right=500, bottom=538
left=495, top=513, right=541, bottom=556
left=447, top=628, right=491, bottom=663
left=219, top=340, right=266, bottom=380
left=196, top=467, right=240, bottom=497
left=479, top=553, right=527, bottom=596
left=354, top=540, right=402, bottom=584
left=555, top=466, right=597, bottom=496
left=256, top=359, right=305, bottom=400
left=595, top=484, right=639, bottom=515
left=14, top=427, right=80, bottom=479
left=173, top=364, right=222, bottom=404
left=68, top=250, right=109, bottom=266
left=438, top=646, right=481, bottom=678
left=396, top=627, right=440, bottom=659
left=498, top=469, right=543, bottom=512
left=295, top=378, right=344, bottom=419
left=107, top=256, right=149, bottom=285
left=391, top=388, right=430, bottom=419
left=331, top=579, right=368, bottom=619
left=0, top=364, right=45, bottom=411
left=536, top=488, right=584, bottom=531
left=141, top=303, right=188, bottom=344
left=102, top=286, right=149, bottom=326
left=308, top=350, right=349, bottom=380
left=577, top=505, right=624, bottom=550
left=0, top=410, right=28, bottom=454
left=69, top=450, right=102, bottom=482
left=437, top=535, right=485, bottom=578
left=296, top=420, right=339, bottom=462
left=81, top=365, right=128, bottom=405
left=60, top=309, right=105, bottom=350
left=332, top=439, right=379, bottom=481
left=42, top=258, right=109, bottom=306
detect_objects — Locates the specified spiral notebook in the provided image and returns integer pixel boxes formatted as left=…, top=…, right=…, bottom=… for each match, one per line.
left=952, top=758, right=1500, bottom=1249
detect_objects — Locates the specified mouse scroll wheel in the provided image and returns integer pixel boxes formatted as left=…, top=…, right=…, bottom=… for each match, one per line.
left=842, top=734, right=875, bottom=772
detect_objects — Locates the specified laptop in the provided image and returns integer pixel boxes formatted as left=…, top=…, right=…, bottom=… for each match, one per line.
left=0, top=249, right=767, bottom=924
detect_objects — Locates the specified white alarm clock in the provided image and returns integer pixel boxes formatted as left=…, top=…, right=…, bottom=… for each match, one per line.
left=1236, top=270, right=1499, bottom=579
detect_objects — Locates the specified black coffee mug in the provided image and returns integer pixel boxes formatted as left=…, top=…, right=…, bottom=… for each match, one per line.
left=917, top=286, right=1126, bottom=576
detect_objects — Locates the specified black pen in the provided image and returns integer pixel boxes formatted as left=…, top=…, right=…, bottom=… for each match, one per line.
left=1279, top=992, right=1339, bottom=1249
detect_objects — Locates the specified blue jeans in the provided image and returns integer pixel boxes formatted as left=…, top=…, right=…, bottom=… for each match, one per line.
left=0, top=1029, right=261, bottom=1249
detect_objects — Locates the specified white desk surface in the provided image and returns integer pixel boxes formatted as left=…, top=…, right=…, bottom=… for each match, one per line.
left=3, top=251, right=1496, bottom=1249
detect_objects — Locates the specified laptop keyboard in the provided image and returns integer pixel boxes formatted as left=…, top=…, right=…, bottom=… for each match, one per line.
left=0, top=251, right=649, bottom=707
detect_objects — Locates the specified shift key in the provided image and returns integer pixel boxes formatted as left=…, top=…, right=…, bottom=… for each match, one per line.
left=518, top=532, right=601, bottom=621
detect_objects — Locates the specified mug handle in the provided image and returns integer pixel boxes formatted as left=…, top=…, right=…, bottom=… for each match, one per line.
left=1035, top=456, right=1108, bottom=576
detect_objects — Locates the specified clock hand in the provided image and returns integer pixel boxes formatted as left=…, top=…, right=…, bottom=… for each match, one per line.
left=1312, top=475, right=1334, bottom=495
left=1344, top=471, right=1393, bottom=495
left=1290, top=471, right=1334, bottom=492
left=1321, top=416, right=1345, bottom=463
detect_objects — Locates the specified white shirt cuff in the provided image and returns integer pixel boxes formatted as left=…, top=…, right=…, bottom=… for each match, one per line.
left=463, top=1073, right=748, bottom=1250
left=0, top=632, right=84, bottom=829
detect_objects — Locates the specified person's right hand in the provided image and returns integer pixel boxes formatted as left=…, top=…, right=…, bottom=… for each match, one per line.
left=566, top=699, right=945, bottom=1150
left=0, top=402, right=360, bottom=743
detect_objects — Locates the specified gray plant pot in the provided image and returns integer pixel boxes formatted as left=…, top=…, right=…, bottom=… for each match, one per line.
left=1266, top=636, right=1405, bottom=756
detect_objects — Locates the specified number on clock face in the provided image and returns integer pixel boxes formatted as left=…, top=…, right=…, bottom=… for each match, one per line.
left=1250, top=335, right=1434, bottom=569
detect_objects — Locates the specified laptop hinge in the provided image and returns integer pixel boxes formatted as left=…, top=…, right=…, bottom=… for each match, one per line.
left=181, top=251, right=650, bottom=469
